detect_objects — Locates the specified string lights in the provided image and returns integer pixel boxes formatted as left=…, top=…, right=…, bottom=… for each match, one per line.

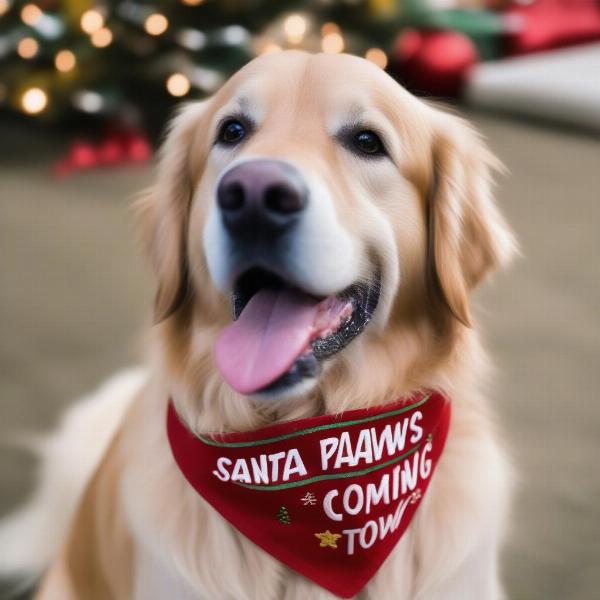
left=321, top=22, right=340, bottom=36
left=365, top=47, right=388, bottom=69
left=176, top=29, right=207, bottom=51
left=144, top=13, right=168, bottom=36
left=221, top=25, right=249, bottom=46
left=166, top=73, right=191, bottom=97
left=321, top=31, right=344, bottom=53
left=0, top=0, right=390, bottom=125
left=318, top=21, right=344, bottom=54
left=21, top=87, right=47, bottom=114
left=190, top=67, right=223, bottom=93
left=20, top=3, right=42, bottom=26
left=55, top=49, right=76, bottom=72
left=17, top=37, right=39, bottom=59
left=80, top=9, right=104, bottom=35
left=91, top=27, right=113, bottom=48
left=283, top=14, right=307, bottom=45
left=72, top=90, right=104, bottom=113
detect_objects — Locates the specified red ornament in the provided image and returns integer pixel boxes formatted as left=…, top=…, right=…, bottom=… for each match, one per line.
left=126, top=134, right=152, bottom=162
left=394, top=28, right=423, bottom=62
left=505, top=0, right=600, bottom=56
left=395, top=30, right=478, bottom=97
left=69, top=141, right=97, bottom=169
left=97, top=138, right=123, bottom=165
left=51, top=128, right=153, bottom=178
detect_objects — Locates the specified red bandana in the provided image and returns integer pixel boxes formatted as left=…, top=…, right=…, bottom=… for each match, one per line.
left=167, top=391, right=451, bottom=598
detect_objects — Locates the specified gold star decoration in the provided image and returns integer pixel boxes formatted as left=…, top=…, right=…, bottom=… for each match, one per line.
left=314, top=529, right=342, bottom=549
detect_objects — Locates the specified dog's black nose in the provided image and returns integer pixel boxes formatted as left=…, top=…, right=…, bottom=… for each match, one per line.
left=217, top=159, right=308, bottom=235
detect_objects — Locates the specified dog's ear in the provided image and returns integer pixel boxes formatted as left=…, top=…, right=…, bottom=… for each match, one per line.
left=426, top=113, right=517, bottom=326
left=136, top=101, right=212, bottom=323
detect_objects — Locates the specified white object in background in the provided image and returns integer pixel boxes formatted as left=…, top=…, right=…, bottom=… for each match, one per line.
left=466, top=43, right=600, bottom=131
left=0, top=368, right=147, bottom=582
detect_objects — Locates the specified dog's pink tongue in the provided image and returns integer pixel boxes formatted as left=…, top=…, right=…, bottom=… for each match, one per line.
left=215, top=289, right=320, bottom=394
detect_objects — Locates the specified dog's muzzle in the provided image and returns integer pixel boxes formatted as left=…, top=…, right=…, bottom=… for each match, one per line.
left=210, top=158, right=381, bottom=398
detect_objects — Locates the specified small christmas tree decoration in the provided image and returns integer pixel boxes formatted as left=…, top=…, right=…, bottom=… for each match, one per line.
left=277, top=506, right=291, bottom=525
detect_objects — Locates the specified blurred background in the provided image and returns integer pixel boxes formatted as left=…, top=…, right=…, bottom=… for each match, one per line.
left=1, top=0, right=599, bottom=598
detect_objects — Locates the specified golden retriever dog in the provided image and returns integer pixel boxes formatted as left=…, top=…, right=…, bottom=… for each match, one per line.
left=0, top=51, right=516, bottom=600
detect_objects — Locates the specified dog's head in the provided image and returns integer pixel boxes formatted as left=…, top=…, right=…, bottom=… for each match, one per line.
left=140, top=52, right=515, bottom=414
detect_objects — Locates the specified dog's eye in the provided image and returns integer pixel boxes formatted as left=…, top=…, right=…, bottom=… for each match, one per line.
left=218, top=119, right=246, bottom=145
left=353, top=130, right=384, bottom=156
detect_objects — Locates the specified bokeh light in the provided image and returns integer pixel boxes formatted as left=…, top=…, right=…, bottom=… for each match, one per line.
left=55, top=49, right=76, bottom=72
left=21, top=3, right=42, bottom=26
left=284, top=14, right=307, bottom=44
left=321, top=32, right=344, bottom=54
left=365, top=47, right=388, bottom=69
left=80, top=9, right=104, bottom=34
left=73, top=90, right=104, bottom=113
left=321, top=22, right=340, bottom=36
left=176, top=29, right=207, bottom=51
left=0, top=0, right=10, bottom=17
left=91, top=27, right=113, bottom=48
left=21, top=87, right=48, bottom=114
left=17, top=37, right=39, bottom=59
left=166, top=73, right=191, bottom=97
left=145, top=13, right=169, bottom=36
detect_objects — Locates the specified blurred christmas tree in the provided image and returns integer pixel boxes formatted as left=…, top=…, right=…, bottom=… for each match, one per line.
left=0, top=0, right=401, bottom=139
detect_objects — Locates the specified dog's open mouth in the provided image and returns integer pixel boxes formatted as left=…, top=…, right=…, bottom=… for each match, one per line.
left=215, top=267, right=381, bottom=396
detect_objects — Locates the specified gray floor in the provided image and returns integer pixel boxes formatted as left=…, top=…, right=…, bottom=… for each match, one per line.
left=1, top=112, right=599, bottom=599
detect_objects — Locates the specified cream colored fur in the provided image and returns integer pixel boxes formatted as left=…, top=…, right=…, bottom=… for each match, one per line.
left=1, top=51, right=516, bottom=599
left=0, top=369, right=146, bottom=584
